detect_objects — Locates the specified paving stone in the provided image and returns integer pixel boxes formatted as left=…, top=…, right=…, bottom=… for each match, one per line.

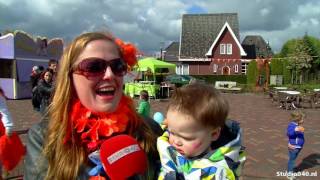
left=5, top=93, right=320, bottom=179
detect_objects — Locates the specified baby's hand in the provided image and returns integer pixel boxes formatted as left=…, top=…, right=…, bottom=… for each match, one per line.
left=295, top=126, right=304, bottom=132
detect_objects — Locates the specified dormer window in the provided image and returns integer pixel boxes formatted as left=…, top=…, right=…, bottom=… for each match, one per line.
left=220, top=44, right=226, bottom=54
left=227, top=44, right=232, bottom=55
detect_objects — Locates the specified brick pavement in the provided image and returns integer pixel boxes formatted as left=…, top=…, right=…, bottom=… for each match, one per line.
left=6, top=93, right=320, bottom=179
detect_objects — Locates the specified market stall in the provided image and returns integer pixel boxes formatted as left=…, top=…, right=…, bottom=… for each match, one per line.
left=124, top=57, right=175, bottom=98
left=0, top=31, right=63, bottom=99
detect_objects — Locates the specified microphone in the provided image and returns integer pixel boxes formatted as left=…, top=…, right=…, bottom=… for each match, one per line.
left=100, top=135, right=148, bottom=180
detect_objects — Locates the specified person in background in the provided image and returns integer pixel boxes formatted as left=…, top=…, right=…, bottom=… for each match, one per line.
left=48, top=59, right=57, bottom=73
left=24, top=31, right=162, bottom=180
left=157, top=83, right=246, bottom=180
left=287, top=110, right=305, bottom=180
left=0, top=86, right=14, bottom=178
left=37, top=69, right=54, bottom=114
left=30, top=66, right=41, bottom=89
left=137, top=90, right=151, bottom=118
left=30, top=66, right=45, bottom=111
left=47, top=59, right=58, bottom=81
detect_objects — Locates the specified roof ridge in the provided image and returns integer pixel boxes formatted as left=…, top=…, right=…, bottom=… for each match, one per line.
left=183, top=13, right=237, bottom=17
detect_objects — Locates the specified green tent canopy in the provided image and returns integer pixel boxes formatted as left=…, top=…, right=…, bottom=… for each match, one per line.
left=137, top=57, right=176, bottom=73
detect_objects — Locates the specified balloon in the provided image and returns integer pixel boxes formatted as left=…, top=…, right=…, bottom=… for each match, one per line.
left=153, top=112, right=164, bottom=125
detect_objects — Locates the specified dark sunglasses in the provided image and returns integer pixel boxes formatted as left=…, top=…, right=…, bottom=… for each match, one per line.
left=72, top=58, right=127, bottom=77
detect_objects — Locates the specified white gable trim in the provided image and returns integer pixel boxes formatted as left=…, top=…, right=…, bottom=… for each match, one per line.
left=205, top=22, right=247, bottom=56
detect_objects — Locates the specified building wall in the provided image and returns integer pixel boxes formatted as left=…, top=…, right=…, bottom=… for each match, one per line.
left=188, top=61, right=211, bottom=75
left=212, top=28, right=241, bottom=59
left=185, top=28, right=242, bottom=75
left=185, top=60, right=242, bottom=75
left=210, top=59, right=242, bottom=75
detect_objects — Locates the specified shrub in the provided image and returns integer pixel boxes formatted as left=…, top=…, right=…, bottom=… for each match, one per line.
left=247, top=60, right=258, bottom=85
left=270, top=58, right=283, bottom=75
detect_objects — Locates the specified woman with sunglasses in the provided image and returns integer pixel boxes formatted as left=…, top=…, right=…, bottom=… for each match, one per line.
left=36, top=69, right=54, bottom=114
left=24, top=32, right=162, bottom=180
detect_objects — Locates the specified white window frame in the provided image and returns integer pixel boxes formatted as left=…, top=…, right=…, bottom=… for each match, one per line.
left=235, top=64, right=238, bottom=73
left=220, top=44, right=226, bottom=54
left=213, top=64, right=218, bottom=73
left=241, top=62, right=248, bottom=74
left=176, top=65, right=182, bottom=75
left=227, top=44, right=232, bottom=55
left=182, top=64, right=189, bottom=75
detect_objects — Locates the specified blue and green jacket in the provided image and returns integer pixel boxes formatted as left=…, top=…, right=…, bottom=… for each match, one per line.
left=157, top=120, right=246, bottom=180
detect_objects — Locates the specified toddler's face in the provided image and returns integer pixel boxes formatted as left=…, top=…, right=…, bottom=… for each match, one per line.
left=166, top=108, right=220, bottom=158
left=298, top=118, right=304, bottom=125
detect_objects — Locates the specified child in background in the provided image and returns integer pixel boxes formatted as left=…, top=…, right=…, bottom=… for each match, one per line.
left=287, top=110, right=305, bottom=179
left=157, top=83, right=246, bottom=180
left=137, top=90, right=150, bottom=118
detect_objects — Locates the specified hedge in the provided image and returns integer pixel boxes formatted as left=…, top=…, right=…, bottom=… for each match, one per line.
left=246, top=60, right=258, bottom=85
left=282, top=59, right=291, bottom=84
left=270, top=58, right=283, bottom=75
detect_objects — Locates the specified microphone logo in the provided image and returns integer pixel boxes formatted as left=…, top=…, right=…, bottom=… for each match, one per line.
left=107, top=144, right=140, bottom=164
left=100, top=135, right=148, bottom=179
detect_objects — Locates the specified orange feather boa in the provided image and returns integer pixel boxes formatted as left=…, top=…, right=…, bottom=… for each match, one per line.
left=66, top=95, right=140, bottom=151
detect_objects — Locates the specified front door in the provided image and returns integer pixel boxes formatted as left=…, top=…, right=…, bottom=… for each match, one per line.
left=222, top=66, right=229, bottom=75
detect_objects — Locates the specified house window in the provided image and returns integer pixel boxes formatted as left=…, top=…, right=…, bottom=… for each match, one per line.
left=176, top=65, right=182, bottom=75
left=235, top=64, right=238, bottom=73
left=176, top=64, right=189, bottom=75
left=227, top=44, right=232, bottom=55
left=213, top=64, right=218, bottom=73
left=220, top=44, right=226, bottom=54
left=182, top=64, right=189, bottom=75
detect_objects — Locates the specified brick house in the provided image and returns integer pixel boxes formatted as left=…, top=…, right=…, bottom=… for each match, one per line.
left=241, top=35, right=273, bottom=59
left=164, top=13, right=247, bottom=75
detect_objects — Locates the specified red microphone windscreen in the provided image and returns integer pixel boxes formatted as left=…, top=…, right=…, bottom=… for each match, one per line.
left=100, top=135, right=148, bottom=180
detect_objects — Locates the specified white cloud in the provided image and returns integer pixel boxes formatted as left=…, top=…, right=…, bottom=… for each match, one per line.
left=260, top=8, right=270, bottom=16
left=310, top=18, right=319, bottom=26
left=298, top=2, right=320, bottom=16
left=1, top=0, right=320, bottom=53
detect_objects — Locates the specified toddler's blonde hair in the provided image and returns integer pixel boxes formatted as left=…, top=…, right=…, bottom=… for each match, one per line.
left=290, top=110, right=305, bottom=122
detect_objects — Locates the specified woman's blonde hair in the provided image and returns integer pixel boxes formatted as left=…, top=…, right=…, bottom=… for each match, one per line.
left=43, top=32, right=157, bottom=180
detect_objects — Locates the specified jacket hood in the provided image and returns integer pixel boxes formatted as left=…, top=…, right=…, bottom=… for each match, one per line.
left=207, top=120, right=246, bottom=177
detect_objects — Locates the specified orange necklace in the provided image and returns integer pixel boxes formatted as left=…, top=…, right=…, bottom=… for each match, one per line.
left=68, top=96, right=137, bottom=151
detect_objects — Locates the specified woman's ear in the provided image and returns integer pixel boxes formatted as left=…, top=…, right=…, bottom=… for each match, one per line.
left=211, top=127, right=221, bottom=141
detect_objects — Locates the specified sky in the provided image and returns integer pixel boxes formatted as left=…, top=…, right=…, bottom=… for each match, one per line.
left=1, top=0, right=320, bottom=55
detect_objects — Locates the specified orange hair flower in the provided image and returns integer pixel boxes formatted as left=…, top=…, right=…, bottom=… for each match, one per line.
left=115, top=38, right=137, bottom=68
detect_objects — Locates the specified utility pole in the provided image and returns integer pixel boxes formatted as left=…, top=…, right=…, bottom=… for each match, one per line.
left=160, top=42, right=165, bottom=60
